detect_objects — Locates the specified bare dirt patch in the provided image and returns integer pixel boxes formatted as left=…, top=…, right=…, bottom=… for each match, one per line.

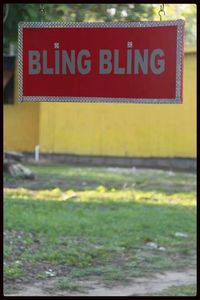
left=5, top=268, right=196, bottom=296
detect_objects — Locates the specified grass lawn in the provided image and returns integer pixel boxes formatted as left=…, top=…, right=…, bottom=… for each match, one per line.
left=4, top=164, right=196, bottom=295
left=146, top=284, right=197, bottom=296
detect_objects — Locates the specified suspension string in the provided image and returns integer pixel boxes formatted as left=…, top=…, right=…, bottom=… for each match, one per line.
left=158, top=4, right=165, bottom=21
left=40, top=4, right=46, bottom=22
left=3, top=4, right=9, bottom=23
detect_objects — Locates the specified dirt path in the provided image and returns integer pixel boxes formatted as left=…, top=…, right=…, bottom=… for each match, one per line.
left=5, top=268, right=196, bottom=296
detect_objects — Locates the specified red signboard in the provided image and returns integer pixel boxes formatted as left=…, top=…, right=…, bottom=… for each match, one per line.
left=18, top=20, right=184, bottom=103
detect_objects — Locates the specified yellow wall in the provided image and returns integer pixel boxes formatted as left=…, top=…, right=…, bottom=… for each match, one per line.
left=39, top=51, right=196, bottom=157
left=3, top=62, right=40, bottom=152
left=4, top=52, right=196, bottom=157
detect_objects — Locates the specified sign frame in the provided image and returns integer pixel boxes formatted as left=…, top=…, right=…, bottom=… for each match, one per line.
left=18, top=20, right=184, bottom=104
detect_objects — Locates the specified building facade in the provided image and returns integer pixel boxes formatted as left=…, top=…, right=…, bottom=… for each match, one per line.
left=4, top=50, right=196, bottom=159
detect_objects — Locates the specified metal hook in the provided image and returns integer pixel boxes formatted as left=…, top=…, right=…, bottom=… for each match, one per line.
left=40, top=4, right=46, bottom=22
left=158, top=4, right=165, bottom=21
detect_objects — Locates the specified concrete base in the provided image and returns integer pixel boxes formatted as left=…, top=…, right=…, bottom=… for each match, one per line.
left=23, top=152, right=196, bottom=173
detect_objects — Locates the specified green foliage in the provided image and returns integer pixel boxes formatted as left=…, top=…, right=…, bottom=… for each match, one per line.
left=3, top=4, right=196, bottom=54
left=157, top=4, right=196, bottom=48
left=3, top=3, right=153, bottom=54
left=3, top=4, right=40, bottom=53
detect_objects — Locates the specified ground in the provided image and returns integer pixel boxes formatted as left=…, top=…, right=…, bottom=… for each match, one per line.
left=3, top=163, right=197, bottom=296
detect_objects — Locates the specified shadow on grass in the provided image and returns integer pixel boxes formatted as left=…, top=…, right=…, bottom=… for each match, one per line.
left=4, top=163, right=196, bottom=195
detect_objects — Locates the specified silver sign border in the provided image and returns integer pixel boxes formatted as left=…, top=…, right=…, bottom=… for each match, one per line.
left=18, top=20, right=184, bottom=104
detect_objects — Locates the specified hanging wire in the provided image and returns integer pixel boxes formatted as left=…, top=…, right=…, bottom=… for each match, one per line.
left=40, top=4, right=46, bottom=22
left=158, top=4, right=165, bottom=21
left=3, top=4, right=9, bottom=23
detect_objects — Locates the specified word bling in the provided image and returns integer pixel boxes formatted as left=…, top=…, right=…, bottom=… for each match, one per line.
left=28, top=43, right=165, bottom=75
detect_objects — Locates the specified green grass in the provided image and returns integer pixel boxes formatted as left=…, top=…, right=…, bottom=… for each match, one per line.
left=4, top=263, right=24, bottom=280
left=4, top=164, right=196, bottom=289
left=54, top=277, right=87, bottom=292
left=146, top=284, right=196, bottom=296
left=6, top=163, right=196, bottom=193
